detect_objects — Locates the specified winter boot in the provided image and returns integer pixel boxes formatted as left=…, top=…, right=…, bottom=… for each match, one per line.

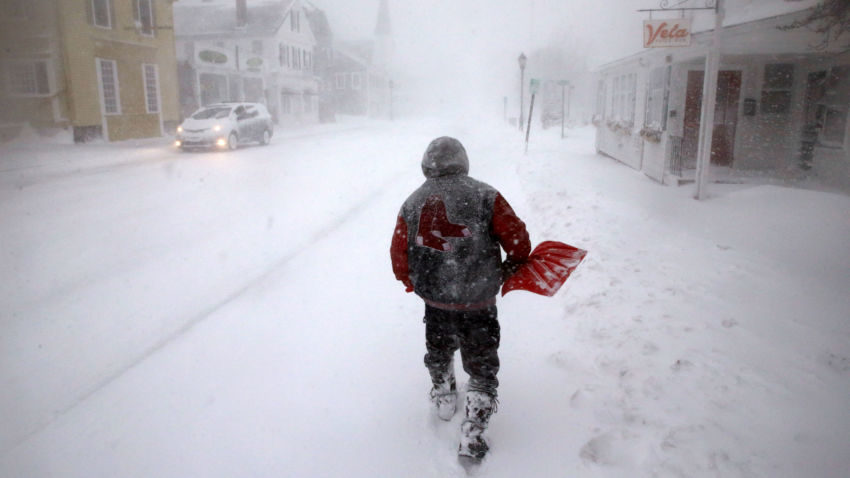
left=458, top=390, right=497, bottom=461
left=429, top=365, right=457, bottom=421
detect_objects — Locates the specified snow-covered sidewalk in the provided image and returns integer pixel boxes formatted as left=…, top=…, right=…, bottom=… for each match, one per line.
left=1, top=118, right=849, bottom=477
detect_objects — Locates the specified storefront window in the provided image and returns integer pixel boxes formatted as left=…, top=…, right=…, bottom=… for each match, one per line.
left=645, top=66, right=670, bottom=130
left=817, top=66, right=849, bottom=147
left=596, top=80, right=606, bottom=119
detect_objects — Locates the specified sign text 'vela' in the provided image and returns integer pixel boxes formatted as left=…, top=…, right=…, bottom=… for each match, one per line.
left=643, top=19, right=691, bottom=48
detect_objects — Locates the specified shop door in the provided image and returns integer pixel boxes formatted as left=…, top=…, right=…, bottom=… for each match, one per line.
left=682, top=70, right=742, bottom=167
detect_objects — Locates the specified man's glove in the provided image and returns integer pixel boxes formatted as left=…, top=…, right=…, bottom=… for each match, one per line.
left=402, top=278, right=414, bottom=293
left=501, top=259, right=525, bottom=284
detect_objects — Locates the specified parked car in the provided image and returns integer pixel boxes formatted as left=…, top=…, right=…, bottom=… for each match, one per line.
left=175, top=102, right=273, bottom=150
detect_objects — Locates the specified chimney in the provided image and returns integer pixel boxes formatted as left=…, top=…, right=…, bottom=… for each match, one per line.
left=236, top=0, right=247, bottom=28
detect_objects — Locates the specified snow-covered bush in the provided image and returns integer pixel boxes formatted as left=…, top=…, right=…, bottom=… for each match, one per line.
left=606, top=118, right=634, bottom=136
left=639, top=123, right=663, bottom=143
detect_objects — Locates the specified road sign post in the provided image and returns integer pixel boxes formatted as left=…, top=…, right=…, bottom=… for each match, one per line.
left=557, top=80, right=570, bottom=139
left=525, top=79, right=540, bottom=153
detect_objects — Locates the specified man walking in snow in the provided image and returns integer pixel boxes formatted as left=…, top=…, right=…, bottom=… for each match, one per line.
left=390, top=136, right=531, bottom=462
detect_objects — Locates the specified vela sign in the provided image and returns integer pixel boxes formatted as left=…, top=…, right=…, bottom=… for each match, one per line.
left=643, top=18, right=691, bottom=48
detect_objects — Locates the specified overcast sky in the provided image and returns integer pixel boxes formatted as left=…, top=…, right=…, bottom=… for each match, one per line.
left=180, top=0, right=819, bottom=116
left=307, top=0, right=817, bottom=115
left=308, top=0, right=649, bottom=114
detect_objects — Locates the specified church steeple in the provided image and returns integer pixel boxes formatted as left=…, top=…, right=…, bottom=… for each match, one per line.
left=375, top=0, right=391, bottom=36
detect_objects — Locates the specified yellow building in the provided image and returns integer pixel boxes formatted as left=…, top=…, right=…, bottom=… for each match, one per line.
left=0, top=0, right=180, bottom=142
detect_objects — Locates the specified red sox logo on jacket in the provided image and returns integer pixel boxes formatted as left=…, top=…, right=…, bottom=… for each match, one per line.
left=415, top=195, right=471, bottom=252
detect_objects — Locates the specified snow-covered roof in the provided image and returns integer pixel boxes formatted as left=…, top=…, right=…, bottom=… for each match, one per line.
left=335, top=40, right=372, bottom=68
left=174, top=0, right=295, bottom=38
left=302, top=2, right=332, bottom=43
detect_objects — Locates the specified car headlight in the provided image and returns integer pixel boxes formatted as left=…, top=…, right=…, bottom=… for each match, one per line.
left=177, top=125, right=183, bottom=133
left=213, top=125, right=221, bottom=132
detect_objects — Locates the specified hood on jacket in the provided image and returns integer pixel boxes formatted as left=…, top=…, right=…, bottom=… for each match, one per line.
left=421, top=136, right=469, bottom=178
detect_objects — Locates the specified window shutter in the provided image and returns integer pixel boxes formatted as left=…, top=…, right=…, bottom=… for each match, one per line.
left=151, top=0, right=156, bottom=36
left=108, top=0, right=116, bottom=29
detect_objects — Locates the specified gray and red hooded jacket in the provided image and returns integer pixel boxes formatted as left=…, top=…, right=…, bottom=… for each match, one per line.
left=390, top=137, right=531, bottom=310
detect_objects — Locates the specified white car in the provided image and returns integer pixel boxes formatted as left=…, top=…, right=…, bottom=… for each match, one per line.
left=175, top=102, right=274, bottom=150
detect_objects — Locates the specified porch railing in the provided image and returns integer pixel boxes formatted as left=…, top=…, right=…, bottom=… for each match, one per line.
left=668, top=135, right=684, bottom=176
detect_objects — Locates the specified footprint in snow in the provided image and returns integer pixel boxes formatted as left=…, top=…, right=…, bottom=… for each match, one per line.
left=823, top=353, right=850, bottom=375
left=671, top=359, right=694, bottom=372
left=579, top=429, right=644, bottom=467
left=642, top=341, right=659, bottom=355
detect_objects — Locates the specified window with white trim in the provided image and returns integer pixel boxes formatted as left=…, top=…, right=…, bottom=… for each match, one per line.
left=817, top=65, right=849, bottom=148
left=609, top=76, right=619, bottom=118
left=335, top=73, right=345, bottom=90
left=5, top=60, right=50, bottom=96
left=137, top=0, right=154, bottom=36
left=279, top=43, right=289, bottom=67
left=609, top=73, right=636, bottom=122
left=290, top=10, right=300, bottom=32
left=761, top=63, right=794, bottom=114
left=351, top=72, right=361, bottom=90
left=97, top=58, right=120, bottom=115
left=92, top=0, right=111, bottom=28
left=292, top=47, right=301, bottom=69
left=142, top=63, right=159, bottom=113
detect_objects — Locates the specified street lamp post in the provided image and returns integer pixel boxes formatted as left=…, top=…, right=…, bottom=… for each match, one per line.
left=518, top=53, right=526, bottom=131
left=389, top=80, right=394, bottom=120
left=560, top=81, right=567, bottom=139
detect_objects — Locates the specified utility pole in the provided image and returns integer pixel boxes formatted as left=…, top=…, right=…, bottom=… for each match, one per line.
left=694, top=0, right=724, bottom=200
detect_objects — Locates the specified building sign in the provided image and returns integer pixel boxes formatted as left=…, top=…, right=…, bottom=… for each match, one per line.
left=246, top=57, right=263, bottom=72
left=198, top=49, right=228, bottom=64
left=643, top=19, right=691, bottom=48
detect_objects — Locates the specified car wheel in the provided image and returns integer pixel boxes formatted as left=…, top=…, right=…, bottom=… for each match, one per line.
left=227, top=132, right=238, bottom=150
left=260, top=129, right=271, bottom=146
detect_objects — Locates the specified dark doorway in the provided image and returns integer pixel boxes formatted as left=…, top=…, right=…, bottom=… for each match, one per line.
left=682, top=70, right=742, bottom=167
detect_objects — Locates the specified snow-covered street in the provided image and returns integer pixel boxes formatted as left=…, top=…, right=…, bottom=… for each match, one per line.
left=1, top=116, right=849, bottom=477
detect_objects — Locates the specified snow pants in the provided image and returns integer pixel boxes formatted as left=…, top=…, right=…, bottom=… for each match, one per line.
left=423, top=304, right=500, bottom=397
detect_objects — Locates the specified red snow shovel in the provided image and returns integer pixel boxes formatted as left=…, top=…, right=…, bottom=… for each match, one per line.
left=501, top=241, right=587, bottom=297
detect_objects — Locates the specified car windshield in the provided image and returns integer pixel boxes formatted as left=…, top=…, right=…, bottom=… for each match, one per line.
left=191, top=107, right=231, bottom=120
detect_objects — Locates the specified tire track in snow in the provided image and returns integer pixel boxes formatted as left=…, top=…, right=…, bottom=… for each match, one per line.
left=3, top=125, right=371, bottom=189
left=2, top=166, right=405, bottom=457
